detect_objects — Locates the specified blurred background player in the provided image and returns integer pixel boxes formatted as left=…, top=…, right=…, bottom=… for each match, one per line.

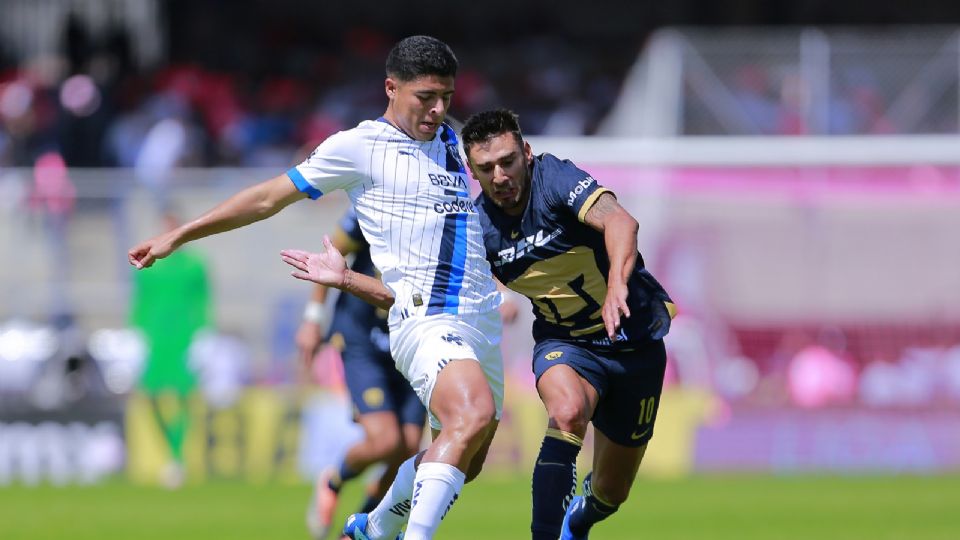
left=129, top=208, right=212, bottom=488
left=462, top=109, right=676, bottom=540
left=297, top=208, right=426, bottom=539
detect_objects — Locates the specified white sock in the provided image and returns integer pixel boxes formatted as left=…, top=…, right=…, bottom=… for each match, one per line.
left=403, top=462, right=466, bottom=540
left=365, top=455, right=417, bottom=539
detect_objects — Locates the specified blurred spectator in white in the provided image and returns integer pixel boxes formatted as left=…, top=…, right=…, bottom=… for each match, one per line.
left=943, top=345, right=960, bottom=402
left=133, top=92, right=205, bottom=195
left=860, top=347, right=939, bottom=407
left=188, top=330, right=251, bottom=410
left=0, top=319, right=59, bottom=394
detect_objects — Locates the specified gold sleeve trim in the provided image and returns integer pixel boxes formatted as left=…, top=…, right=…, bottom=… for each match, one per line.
left=577, top=187, right=613, bottom=223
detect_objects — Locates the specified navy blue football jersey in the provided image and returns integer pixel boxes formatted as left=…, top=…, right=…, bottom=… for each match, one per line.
left=475, top=153, right=672, bottom=349
left=328, top=208, right=390, bottom=351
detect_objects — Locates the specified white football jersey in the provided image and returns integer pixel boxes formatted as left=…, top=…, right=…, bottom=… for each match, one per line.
left=288, top=119, right=501, bottom=327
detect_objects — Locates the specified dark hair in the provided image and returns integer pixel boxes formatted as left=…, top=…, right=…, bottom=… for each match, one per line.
left=461, top=109, right=524, bottom=154
left=385, top=35, right=458, bottom=81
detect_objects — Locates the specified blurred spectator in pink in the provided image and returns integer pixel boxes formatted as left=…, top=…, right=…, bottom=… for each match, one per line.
left=28, top=151, right=76, bottom=325
left=787, top=327, right=858, bottom=408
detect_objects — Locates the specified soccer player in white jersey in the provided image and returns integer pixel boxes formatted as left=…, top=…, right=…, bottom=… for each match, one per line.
left=129, top=36, right=504, bottom=540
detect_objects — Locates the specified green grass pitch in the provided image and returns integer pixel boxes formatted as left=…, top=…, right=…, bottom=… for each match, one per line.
left=1, top=473, right=958, bottom=539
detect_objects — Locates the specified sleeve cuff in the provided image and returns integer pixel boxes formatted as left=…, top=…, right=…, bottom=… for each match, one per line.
left=287, top=167, right=323, bottom=200
left=576, top=187, right=612, bottom=222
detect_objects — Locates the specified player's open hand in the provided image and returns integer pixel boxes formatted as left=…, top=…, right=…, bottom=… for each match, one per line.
left=602, top=281, right=631, bottom=340
left=128, top=231, right=179, bottom=269
left=281, top=236, right=347, bottom=288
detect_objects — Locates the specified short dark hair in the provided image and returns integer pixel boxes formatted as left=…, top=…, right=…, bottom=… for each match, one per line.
left=461, top=109, right=524, bottom=154
left=386, top=35, right=458, bottom=81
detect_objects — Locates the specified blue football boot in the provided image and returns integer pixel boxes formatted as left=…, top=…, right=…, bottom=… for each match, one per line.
left=558, top=495, right=587, bottom=540
left=342, top=514, right=404, bottom=540
left=342, top=513, right=371, bottom=540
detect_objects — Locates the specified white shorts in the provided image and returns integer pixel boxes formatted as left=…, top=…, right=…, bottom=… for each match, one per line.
left=389, top=310, right=504, bottom=430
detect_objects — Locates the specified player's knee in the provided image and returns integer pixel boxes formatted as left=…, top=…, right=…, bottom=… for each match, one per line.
left=460, top=403, right=497, bottom=440
left=546, top=400, right=590, bottom=436
left=445, top=401, right=496, bottom=445
left=367, top=427, right=402, bottom=459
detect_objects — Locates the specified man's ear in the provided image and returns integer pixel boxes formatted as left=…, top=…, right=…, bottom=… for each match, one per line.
left=385, top=77, right=398, bottom=99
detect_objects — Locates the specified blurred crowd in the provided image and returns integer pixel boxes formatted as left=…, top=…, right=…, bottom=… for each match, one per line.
left=664, top=318, right=960, bottom=409
left=7, top=10, right=960, bottom=171
left=0, top=16, right=632, bottom=171
left=719, top=63, right=898, bottom=136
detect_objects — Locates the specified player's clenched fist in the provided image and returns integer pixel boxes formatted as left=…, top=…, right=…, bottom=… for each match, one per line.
left=128, top=231, right=180, bottom=269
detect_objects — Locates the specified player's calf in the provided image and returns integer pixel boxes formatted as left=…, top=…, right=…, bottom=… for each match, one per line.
left=404, top=461, right=465, bottom=540
left=531, top=428, right=582, bottom=540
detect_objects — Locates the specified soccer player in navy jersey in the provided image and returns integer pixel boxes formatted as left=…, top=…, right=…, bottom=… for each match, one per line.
left=461, top=109, right=677, bottom=540
left=297, top=209, right=426, bottom=540
left=131, top=36, right=505, bottom=540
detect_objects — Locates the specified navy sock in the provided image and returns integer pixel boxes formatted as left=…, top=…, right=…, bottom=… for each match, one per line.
left=531, top=429, right=582, bottom=540
left=569, top=473, right=619, bottom=536
left=328, top=462, right=360, bottom=494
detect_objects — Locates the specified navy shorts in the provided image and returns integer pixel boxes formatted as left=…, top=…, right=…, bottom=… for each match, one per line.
left=532, top=339, right=667, bottom=447
left=341, top=343, right=426, bottom=427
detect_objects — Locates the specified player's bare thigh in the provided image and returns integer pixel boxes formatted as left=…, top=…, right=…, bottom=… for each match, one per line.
left=536, top=364, right=599, bottom=439
left=422, top=358, right=497, bottom=471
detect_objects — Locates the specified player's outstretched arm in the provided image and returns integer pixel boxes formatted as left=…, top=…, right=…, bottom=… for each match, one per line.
left=128, top=174, right=307, bottom=269
left=582, top=192, right=639, bottom=339
left=281, top=236, right=395, bottom=310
